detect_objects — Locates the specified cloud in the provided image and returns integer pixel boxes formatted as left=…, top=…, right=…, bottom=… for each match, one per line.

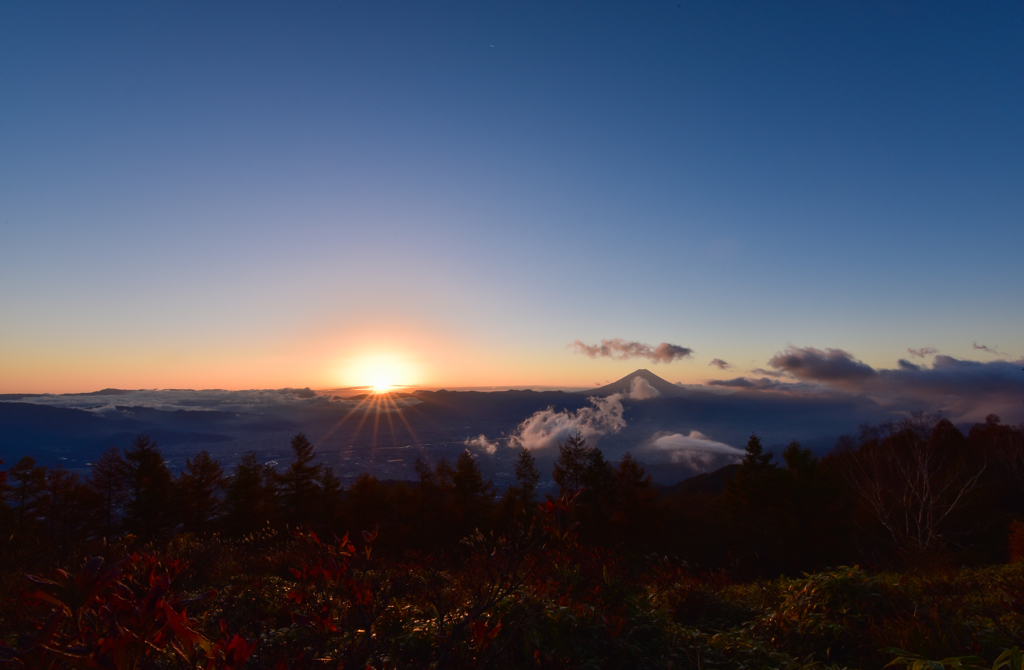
left=768, top=346, right=877, bottom=384
left=571, top=339, right=693, bottom=363
left=908, top=347, right=938, bottom=359
left=751, top=368, right=789, bottom=378
left=1, top=388, right=351, bottom=414
left=644, top=431, right=745, bottom=470
left=708, top=377, right=786, bottom=391
left=973, top=343, right=1007, bottom=357
left=464, top=434, right=498, bottom=455
left=708, top=358, right=731, bottom=370
left=747, top=345, right=1024, bottom=423
left=627, top=376, right=660, bottom=400
left=510, top=394, right=627, bottom=451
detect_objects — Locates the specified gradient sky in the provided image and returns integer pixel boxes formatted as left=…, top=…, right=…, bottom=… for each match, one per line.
left=2, top=2, right=1022, bottom=393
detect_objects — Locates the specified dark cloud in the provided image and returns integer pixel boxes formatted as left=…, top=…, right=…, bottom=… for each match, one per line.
left=973, top=343, right=1007, bottom=356
left=908, top=347, right=938, bottom=359
left=571, top=339, right=693, bottom=364
left=768, top=346, right=877, bottom=383
left=708, top=358, right=731, bottom=370
left=708, top=377, right=755, bottom=389
left=751, top=346, right=1024, bottom=423
left=708, top=377, right=788, bottom=391
left=751, top=368, right=789, bottom=378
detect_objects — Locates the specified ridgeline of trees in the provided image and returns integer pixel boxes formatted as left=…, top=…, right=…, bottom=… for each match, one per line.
left=3, top=414, right=1023, bottom=573
left=2, top=413, right=1024, bottom=668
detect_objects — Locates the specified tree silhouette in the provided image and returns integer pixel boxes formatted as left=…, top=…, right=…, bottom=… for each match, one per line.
left=224, top=451, right=275, bottom=535
left=842, top=415, right=985, bottom=558
left=453, top=450, right=495, bottom=530
left=177, top=449, right=225, bottom=534
left=8, top=456, right=46, bottom=529
left=88, top=447, right=126, bottom=537
left=553, top=431, right=591, bottom=495
left=741, top=433, right=774, bottom=473
left=278, top=433, right=322, bottom=527
left=123, top=435, right=174, bottom=537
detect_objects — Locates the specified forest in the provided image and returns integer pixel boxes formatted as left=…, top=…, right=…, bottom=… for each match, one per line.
left=1, top=412, right=1024, bottom=669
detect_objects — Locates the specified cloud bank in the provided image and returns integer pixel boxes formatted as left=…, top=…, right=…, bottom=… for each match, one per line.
left=708, top=358, right=731, bottom=370
left=712, top=345, right=1024, bottom=423
left=644, top=431, right=745, bottom=470
left=571, top=339, right=693, bottom=363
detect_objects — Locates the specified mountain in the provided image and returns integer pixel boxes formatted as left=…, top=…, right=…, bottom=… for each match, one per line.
left=583, top=369, right=690, bottom=398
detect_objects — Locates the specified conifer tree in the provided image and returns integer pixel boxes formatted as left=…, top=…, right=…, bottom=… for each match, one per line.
left=224, top=451, right=274, bottom=535
left=553, top=431, right=590, bottom=495
left=8, top=456, right=46, bottom=529
left=453, top=450, right=495, bottom=528
left=178, top=449, right=225, bottom=534
left=88, top=447, right=126, bottom=537
left=514, top=447, right=540, bottom=508
left=122, top=435, right=174, bottom=537
left=741, top=433, right=774, bottom=473
left=614, top=452, right=656, bottom=528
left=278, top=433, right=322, bottom=527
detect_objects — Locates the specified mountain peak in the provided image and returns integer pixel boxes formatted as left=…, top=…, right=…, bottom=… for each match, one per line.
left=583, top=368, right=688, bottom=398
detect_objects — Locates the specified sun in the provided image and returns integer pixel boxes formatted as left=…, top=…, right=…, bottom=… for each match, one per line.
left=345, top=354, right=416, bottom=393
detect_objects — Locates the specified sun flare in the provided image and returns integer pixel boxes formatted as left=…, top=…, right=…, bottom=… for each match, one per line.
left=345, top=353, right=416, bottom=393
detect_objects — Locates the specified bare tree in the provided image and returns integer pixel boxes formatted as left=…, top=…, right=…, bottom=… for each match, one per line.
left=842, top=414, right=985, bottom=556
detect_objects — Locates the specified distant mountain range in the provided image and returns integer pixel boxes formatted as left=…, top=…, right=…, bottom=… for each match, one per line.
left=0, top=367, right=1003, bottom=487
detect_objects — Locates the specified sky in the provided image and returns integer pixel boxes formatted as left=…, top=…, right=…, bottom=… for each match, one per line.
left=1, top=1, right=1022, bottom=393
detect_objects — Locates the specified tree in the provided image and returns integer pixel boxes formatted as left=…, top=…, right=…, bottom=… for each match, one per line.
left=38, top=466, right=96, bottom=552
left=741, top=433, right=774, bottom=473
left=316, top=465, right=343, bottom=531
left=552, top=431, right=591, bottom=495
left=277, top=433, right=322, bottom=527
left=7, top=456, right=46, bottom=529
left=224, top=451, right=275, bottom=535
left=842, top=415, right=986, bottom=558
left=513, top=447, right=540, bottom=509
left=453, top=450, right=495, bottom=529
left=611, top=452, right=657, bottom=546
left=122, top=435, right=174, bottom=537
left=88, top=447, right=126, bottom=537
left=177, top=450, right=225, bottom=534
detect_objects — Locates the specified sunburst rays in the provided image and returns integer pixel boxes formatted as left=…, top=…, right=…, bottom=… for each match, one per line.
left=313, top=389, right=430, bottom=469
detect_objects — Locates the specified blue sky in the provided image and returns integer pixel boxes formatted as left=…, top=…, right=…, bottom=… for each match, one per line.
left=1, top=1, right=1022, bottom=392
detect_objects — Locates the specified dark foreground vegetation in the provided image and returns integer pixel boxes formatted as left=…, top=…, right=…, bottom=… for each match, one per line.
left=1, top=413, right=1024, bottom=668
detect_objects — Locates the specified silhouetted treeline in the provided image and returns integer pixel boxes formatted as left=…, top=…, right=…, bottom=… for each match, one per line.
left=2, top=413, right=1023, bottom=577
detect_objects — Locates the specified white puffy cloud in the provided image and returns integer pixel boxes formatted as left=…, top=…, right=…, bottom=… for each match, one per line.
left=510, top=394, right=626, bottom=451
left=464, top=434, right=499, bottom=455
left=627, top=376, right=660, bottom=400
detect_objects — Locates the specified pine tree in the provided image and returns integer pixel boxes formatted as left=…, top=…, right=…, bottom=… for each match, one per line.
left=178, top=450, right=225, bottom=534
left=277, top=433, right=322, bottom=527
left=88, top=447, right=126, bottom=537
left=453, top=450, right=495, bottom=527
left=8, top=456, right=46, bottom=529
left=225, top=451, right=274, bottom=535
left=122, top=435, right=174, bottom=537
left=514, top=447, right=541, bottom=508
left=553, top=431, right=591, bottom=495
left=741, top=433, right=774, bottom=473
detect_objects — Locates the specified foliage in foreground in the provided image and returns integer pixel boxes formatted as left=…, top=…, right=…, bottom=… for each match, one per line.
left=2, top=495, right=1024, bottom=669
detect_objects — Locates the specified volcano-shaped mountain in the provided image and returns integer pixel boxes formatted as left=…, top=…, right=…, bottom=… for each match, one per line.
left=583, top=369, right=690, bottom=398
